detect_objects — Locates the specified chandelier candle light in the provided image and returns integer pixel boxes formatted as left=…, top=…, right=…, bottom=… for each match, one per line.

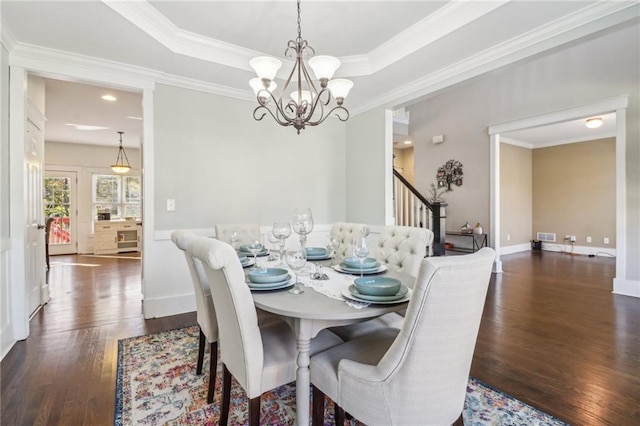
left=111, top=131, right=131, bottom=174
left=249, top=0, right=353, bottom=134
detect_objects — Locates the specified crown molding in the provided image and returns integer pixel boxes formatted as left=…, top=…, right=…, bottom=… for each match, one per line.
left=365, top=0, right=508, bottom=74
left=102, top=0, right=263, bottom=72
left=0, top=18, right=17, bottom=52
left=352, top=1, right=639, bottom=116
left=8, top=42, right=252, bottom=102
left=499, top=137, right=534, bottom=150
left=101, top=0, right=510, bottom=78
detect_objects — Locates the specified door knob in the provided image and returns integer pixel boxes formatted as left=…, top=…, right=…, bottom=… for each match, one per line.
left=37, top=224, right=46, bottom=230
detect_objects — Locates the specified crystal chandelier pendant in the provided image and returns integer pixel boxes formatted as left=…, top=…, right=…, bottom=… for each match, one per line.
left=249, top=0, right=353, bottom=134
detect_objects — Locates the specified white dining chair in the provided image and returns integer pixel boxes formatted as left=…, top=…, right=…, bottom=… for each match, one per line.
left=310, top=248, right=496, bottom=426
left=215, top=223, right=261, bottom=245
left=375, top=225, right=433, bottom=276
left=171, top=230, right=219, bottom=404
left=188, top=236, right=344, bottom=426
left=172, top=230, right=280, bottom=404
left=330, top=222, right=368, bottom=260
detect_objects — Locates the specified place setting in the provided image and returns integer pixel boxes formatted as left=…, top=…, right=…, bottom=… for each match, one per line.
left=341, top=276, right=411, bottom=305
left=236, top=253, right=255, bottom=268
left=333, top=256, right=387, bottom=275
left=245, top=267, right=295, bottom=292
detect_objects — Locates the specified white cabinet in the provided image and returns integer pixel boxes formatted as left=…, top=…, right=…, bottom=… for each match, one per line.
left=94, top=221, right=141, bottom=254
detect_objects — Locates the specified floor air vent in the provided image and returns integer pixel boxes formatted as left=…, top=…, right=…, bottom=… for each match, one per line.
left=536, top=232, right=556, bottom=242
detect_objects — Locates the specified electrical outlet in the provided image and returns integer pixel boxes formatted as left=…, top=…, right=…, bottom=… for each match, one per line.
left=570, top=235, right=576, bottom=242
left=586, top=236, right=592, bottom=243
left=604, top=237, right=610, bottom=245
left=166, top=198, right=176, bottom=212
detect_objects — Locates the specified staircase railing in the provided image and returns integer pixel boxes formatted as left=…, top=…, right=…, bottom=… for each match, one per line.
left=393, top=169, right=447, bottom=256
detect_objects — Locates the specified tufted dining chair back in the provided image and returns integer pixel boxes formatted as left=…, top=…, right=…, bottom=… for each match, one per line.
left=188, top=236, right=344, bottom=426
left=171, top=230, right=219, bottom=403
left=375, top=225, right=433, bottom=277
left=310, top=247, right=496, bottom=426
left=215, top=223, right=261, bottom=245
left=330, top=222, right=368, bottom=260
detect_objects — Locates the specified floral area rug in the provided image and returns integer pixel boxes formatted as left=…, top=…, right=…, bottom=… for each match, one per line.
left=115, top=326, right=568, bottom=425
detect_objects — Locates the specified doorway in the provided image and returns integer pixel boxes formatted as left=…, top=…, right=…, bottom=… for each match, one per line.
left=488, top=96, right=628, bottom=292
left=44, top=170, right=78, bottom=255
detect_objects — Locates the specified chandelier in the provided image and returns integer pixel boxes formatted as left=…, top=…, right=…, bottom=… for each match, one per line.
left=111, top=131, right=131, bottom=174
left=249, top=0, right=353, bottom=134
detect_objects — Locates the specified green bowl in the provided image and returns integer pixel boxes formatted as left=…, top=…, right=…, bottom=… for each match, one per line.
left=354, top=277, right=401, bottom=296
left=247, top=267, right=289, bottom=284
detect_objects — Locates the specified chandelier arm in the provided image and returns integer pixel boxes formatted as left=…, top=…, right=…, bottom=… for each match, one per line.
left=254, top=104, right=294, bottom=128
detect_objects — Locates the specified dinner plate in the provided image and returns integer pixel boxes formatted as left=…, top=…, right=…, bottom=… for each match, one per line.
left=238, top=248, right=269, bottom=257
left=347, top=284, right=408, bottom=302
left=305, top=247, right=328, bottom=257
left=306, top=254, right=331, bottom=261
left=342, top=287, right=411, bottom=304
left=333, top=264, right=387, bottom=275
left=240, top=258, right=255, bottom=268
left=247, top=275, right=294, bottom=291
left=342, top=256, right=379, bottom=269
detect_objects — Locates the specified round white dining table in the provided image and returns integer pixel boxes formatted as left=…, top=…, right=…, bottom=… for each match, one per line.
left=252, top=269, right=412, bottom=426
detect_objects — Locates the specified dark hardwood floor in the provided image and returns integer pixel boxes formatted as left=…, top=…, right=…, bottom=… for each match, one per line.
left=1, top=251, right=638, bottom=425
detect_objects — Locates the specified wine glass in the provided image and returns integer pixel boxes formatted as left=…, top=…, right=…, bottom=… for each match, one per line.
left=229, top=231, right=240, bottom=250
left=267, top=232, right=280, bottom=261
left=353, top=236, right=370, bottom=278
left=285, top=248, right=307, bottom=295
left=246, top=237, right=264, bottom=270
left=325, top=234, right=339, bottom=266
left=272, top=222, right=291, bottom=266
left=291, top=208, right=314, bottom=250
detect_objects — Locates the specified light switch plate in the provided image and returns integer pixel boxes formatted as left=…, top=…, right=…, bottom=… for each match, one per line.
left=166, top=198, right=176, bottom=212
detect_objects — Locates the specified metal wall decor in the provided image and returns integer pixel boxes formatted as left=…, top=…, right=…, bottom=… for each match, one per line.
left=436, top=159, right=463, bottom=190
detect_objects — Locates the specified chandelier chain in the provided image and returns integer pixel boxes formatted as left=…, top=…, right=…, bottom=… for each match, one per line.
left=296, top=0, right=302, bottom=42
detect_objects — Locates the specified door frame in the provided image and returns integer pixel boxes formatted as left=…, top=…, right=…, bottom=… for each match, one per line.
left=488, top=95, right=628, bottom=294
left=8, top=64, right=154, bottom=341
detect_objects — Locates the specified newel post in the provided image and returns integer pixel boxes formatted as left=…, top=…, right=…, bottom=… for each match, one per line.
left=431, top=202, right=447, bottom=256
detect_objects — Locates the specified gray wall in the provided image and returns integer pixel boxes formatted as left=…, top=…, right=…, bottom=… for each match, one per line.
left=153, top=84, right=347, bottom=230
left=500, top=143, right=532, bottom=247
left=409, top=23, right=639, bottom=280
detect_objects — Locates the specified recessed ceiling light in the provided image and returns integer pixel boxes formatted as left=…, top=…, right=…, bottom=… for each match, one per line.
left=101, top=94, right=117, bottom=101
left=585, top=117, right=603, bottom=129
left=126, top=116, right=143, bottom=120
left=65, top=123, right=109, bottom=131
left=404, top=140, right=412, bottom=145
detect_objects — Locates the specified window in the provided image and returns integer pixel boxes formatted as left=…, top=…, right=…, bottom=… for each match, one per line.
left=92, top=174, right=141, bottom=220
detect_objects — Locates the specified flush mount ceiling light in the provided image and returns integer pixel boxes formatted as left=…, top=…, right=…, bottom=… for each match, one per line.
left=111, top=131, right=131, bottom=174
left=65, top=123, right=109, bottom=131
left=101, top=94, right=117, bottom=101
left=249, top=0, right=353, bottom=134
left=404, top=140, right=412, bottom=145
left=585, top=117, right=603, bottom=129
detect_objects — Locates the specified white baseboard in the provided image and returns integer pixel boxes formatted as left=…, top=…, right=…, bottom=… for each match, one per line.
left=0, top=322, right=16, bottom=362
left=541, top=243, right=616, bottom=257
left=500, top=243, right=531, bottom=255
left=613, top=278, right=640, bottom=298
left=142, top=292, right=196, bottom=319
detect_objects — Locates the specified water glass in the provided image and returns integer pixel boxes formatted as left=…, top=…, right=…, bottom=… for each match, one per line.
left=285, top=248, right=307, bottom=294
left=325, top=235, right=339, bottom=266
left=353, top=237, right=369, bottom=278
left=247, top=238, right=264, bottom=270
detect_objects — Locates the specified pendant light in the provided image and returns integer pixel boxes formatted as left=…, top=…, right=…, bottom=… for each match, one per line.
left=111, top=131, right=131, bottom=174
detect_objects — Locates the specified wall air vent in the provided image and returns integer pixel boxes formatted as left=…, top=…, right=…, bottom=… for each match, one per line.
left=536, top=232, right=556, bottom=242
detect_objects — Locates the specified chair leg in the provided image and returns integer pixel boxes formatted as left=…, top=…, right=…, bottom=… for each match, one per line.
left=453, top=412, right=465, bottom=425
left=207, top=341, right=218, bottom=404
left=196, top=328, right=205, bottom=375
left=312, top=385, right=325, bottom=425
left=336, top=405, right=345, bottom=425
left=220, top=365, right=232, bottom=426
left=248, top=396, right=261, bottom=426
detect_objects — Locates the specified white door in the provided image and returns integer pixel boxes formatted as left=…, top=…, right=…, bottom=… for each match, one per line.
left=25, top=106, right=46, bottom=315
left=44, top=171, right=78, bottom=255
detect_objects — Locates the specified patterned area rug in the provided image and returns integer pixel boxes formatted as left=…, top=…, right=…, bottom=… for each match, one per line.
left=115, top=326, right=568, bottom=425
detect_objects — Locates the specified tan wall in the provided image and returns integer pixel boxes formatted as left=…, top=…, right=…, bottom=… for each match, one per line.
left=501, top=143, right=532, bottom=246
left=393, top=147, right=414, bottom=185
left=532, top=138, right=615, bottom=247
